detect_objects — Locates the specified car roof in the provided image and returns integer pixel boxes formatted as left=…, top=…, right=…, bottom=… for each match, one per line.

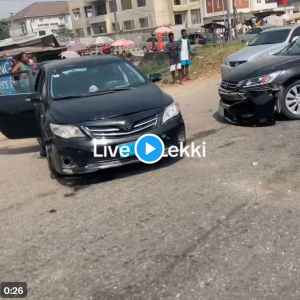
left=262, top=25, right=300, bottom=32
left=43, top=55, right=124, bottom=71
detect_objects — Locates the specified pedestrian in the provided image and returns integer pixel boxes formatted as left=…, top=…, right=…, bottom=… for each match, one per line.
left=231, top=28, right=236, bottom=41
left=178, top=29, right=192, bottom=81
left=150, top=41, right=158, bottom=52
left=11, top=52, right=31, bottom=93
left=165, top=32, right=182, bottom=85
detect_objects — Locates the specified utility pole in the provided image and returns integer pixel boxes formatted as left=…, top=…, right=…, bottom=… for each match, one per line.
left=9, top=13, right=15, bottom=37
left=199, top=0, right=204, bottom=29
left=221, top=0, right=226, bottom=28
left=226, top=0, right=232, bottom=41
left=113, top=0, right=119, bottom=40
left=233, top=0, right=238, bottom=40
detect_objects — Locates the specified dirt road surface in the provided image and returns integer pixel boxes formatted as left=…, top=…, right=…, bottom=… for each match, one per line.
left=2, top=77, right=300, bottom=300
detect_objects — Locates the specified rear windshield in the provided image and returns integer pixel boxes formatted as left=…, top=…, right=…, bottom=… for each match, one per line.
left=249, top=29, right=290, bottom=46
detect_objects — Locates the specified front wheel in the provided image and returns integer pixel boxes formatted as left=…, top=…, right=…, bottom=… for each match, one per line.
left=281, top=80, right=300, bottom=120
left=46, top=146, right=63, bottom=178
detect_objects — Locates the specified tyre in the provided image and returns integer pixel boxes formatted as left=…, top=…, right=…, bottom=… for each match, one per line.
left=281, top=80, right=300, bottom=120
left=37, top=137, right=46, bottom=157
left=143, top=47, right=148, bottom=53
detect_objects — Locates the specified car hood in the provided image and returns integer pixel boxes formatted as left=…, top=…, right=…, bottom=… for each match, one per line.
left=49, top=84, right=173, bottom=124
left=223, top=55, right=300, bottom=82
left=227, top=43, right=287, bottom=61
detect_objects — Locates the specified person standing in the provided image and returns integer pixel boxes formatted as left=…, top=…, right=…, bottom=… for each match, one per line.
left=150, top=41, right=158, bottom=52
left=178, top=29, right=192, bottom=81
left=11, top=52, right=31, bottom=93
left=165, top=32, right=182, bottom=85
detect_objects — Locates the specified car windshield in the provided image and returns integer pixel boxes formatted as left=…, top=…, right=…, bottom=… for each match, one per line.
left=248, top=29, right=290, bottom=46
left=50, top=60, right=146, bottom=100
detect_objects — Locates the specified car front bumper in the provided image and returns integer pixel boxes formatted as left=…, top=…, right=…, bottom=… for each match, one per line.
left=49, top=115, right=185, bottom=175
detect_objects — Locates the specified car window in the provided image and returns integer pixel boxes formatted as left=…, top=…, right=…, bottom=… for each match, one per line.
left=246, top=29, right=256, bottom=34
left=282, top=37, right=300, bottom=55
left=50, top=60, right=147, bottom=100
left=290, top=27, right=300, bottom=41
left=0, top=71, right=33, bottom=96
left=256, top=28, right=263, bottom=34
left=249, top=29, right=290, bottom=46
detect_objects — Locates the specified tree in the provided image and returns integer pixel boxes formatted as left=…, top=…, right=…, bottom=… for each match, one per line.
left=52, top=25, right=74, bottom=40
left=0, top=21, right=9, bottom=40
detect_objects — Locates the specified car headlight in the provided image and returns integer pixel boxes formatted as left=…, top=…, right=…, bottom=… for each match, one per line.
left=242, top=71, right=281, bottom=87
left=50, top=124, right=86, bottom=139
left=162, top=103, right=180, bottom=124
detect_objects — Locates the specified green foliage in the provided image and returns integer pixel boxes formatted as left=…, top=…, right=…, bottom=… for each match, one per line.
left=0, top=21, right=9, bottom=40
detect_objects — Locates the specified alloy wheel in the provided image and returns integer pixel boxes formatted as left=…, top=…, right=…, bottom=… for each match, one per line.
left=285, top=84, right=300, bottom=115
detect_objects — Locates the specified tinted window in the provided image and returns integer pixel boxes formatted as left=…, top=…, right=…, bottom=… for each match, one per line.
left=246, top=29, right=256, bottom=35
left=50, top=61, right=146, bottom=100
left=0, top=72, right=32, bottom=96
left=281, top=38, right=300, bottom=55
left=249, top=29, right=290, bottom=46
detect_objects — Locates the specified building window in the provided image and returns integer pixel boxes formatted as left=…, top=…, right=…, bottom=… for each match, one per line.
left=109, top=0, right=117, bottom=12
left=137, top=0, right=146, bottom=7
left=87, top=27, right=92, bottom=35
left=39, top=18, right=43, bottom=22
left=99, top=24, right=107, bottom=33
left=73, top=9, right=81, bottom=20
left=76, top=28, right=84, bottom=37
left=174, top=14, right=183, bottom=25
left=96, top=2, right=107, bottom=15
left=84, top=6, right=93, bottom=17
left=174, top=0, right=181, bottom=5
left=191, top=9, right=201, bottom=24
left=39, top=30, right=46, bottom=36
left=139, top=17, right=149, bottom=28
left=59, top=16, right=65, bottom=21
left=111, top=22, right=120, bottom=31
left=124, top=20, right=135, bottom=30
left=30, top=19, right=35, bottom=23
left=122, top=0, right=132, bottom=10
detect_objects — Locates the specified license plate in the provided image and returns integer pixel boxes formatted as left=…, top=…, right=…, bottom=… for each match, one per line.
left=219, top=106, right=225, bottom=117
left=119, top=141, right=136, bottom=159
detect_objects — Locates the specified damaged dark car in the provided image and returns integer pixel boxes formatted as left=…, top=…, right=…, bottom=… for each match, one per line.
left=219, top=37, right=300, bottom=125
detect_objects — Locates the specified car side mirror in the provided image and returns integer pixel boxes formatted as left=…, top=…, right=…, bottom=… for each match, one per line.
left=292, top=36, right=300, bottom=42
left=26, top=92, right=40, bottom=103
left=150, top=73, right=162, bottom=83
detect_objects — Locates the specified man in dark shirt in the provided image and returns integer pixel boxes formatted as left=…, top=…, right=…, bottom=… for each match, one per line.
left=165, top=32, right=182, bottom=84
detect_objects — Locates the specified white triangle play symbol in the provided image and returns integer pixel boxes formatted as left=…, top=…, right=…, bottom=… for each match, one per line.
left=146, top=143, right=155, bottom=155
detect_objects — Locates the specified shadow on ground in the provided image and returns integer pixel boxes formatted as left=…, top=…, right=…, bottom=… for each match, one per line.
left=0, top=145, right=40, bottom=155
left=53, top=156, right=183, bottom=189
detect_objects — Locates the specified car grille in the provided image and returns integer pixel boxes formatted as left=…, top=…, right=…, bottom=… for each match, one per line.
left=85, top=115, right=158, bottom=139
left=220, top=81, right=238, bottom=91
left=229, top=61, right=247, bottom=67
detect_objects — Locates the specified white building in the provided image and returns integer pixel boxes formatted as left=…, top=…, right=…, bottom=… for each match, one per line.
left=8, top=1, right=72, bottom=38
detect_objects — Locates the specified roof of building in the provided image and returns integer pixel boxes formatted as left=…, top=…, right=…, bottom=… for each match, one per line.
left=0, top=34, right=54, bottom=48
left=0, top=46, right=67, bottom=58
left=10, top=1, right=69, bottom=20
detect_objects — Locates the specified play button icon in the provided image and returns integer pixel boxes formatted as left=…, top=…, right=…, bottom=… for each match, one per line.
left=135, top=134, right=165, bottom=164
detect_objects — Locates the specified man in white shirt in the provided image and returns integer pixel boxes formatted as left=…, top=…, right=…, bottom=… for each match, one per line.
left=178, top=29, right=192, bottom=82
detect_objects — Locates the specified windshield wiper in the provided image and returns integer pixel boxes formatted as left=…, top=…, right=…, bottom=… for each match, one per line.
left=54, top=94, right=87, bottom=100
left=87, top=87, right=136, bottom=96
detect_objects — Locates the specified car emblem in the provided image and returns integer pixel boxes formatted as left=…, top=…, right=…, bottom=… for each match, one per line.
left=121, top=122, right=132, bottom=131
left=223, top=82, right=228, bottom=88
left=234, top=62, right=240, bottom=67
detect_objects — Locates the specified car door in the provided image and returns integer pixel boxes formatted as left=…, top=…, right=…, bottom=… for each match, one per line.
left=0, top=69, right=40, bottom=139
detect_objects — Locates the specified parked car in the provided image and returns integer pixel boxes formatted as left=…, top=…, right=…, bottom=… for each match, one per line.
left=221, top=25, right=300, bottom=78
left=188, top=33, right=217, bottom=45
left=218, top=37, right=300, bottom=124
left=141, top=37, right=169, bottom=53
left=237, top=25, right=274, bottom=43
left=0, top=56, right=186, bottom=177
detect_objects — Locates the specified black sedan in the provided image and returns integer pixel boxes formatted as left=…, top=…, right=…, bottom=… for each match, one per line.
left=219, top=38, right=300, bottom=125
left=0, top=56, right=185, bottom=176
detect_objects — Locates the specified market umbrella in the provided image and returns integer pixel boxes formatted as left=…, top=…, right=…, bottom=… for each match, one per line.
left=60, top=51, right=81, bottom=59
left=201, top=22, right=226, bottom=29
left=67, top=42, right=87, bottom=52
left=155, top=26, right=172, bottom=34
left=111, top=39, right=134, bottom=47
left=88, top=36, right=115, bottom=46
